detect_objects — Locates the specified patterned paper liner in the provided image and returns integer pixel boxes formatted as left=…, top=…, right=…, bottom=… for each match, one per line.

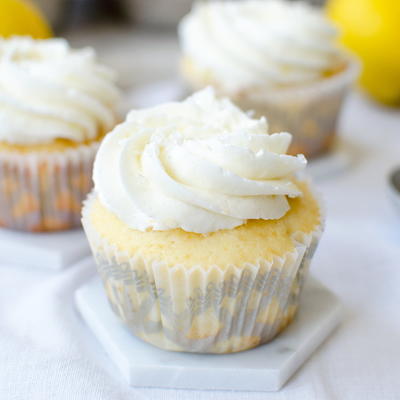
left=82, top=191, right=324, bottom=354
left=183, top=57, right=360, bottom=159
left=0, top=142, right=99, bottom=232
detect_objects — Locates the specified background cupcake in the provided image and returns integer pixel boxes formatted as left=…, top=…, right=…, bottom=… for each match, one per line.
left=82, top=88, right=323, bottom=354
left=0, top=37, right=120, bottom=232
left=179, top=0, right=359, bottom=158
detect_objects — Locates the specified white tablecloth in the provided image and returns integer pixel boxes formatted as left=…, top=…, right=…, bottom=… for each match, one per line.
left=1, top=83, right=400, bottom=399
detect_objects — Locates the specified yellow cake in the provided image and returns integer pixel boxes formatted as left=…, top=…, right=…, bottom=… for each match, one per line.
left=0, top=132, right=105, bottom=154
left=0, top=37, right=120, bottom=232
left=178, top=0, right=359, bottom=158
left=82, top=89, right=323, bottom=353
left=87, top=180, right=319, bottom=268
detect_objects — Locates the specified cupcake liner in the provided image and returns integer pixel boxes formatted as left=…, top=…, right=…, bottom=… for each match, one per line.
left=0, top=142, right=99, bottom=232
left=82, top=190, right=323, bottom=353
left=183, top=57, right=360, bottom=159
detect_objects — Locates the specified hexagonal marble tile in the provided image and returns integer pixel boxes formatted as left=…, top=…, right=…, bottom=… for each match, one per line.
left=0, top=228, right=91, bottom=269
left=75, top=274, right=342, bottom=392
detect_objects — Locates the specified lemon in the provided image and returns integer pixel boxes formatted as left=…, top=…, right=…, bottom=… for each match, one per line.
left=327, top=0, right=400, bottom=106
left=0, top=0, right=52, bottom=39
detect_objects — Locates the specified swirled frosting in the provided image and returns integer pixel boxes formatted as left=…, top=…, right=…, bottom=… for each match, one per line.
left=179, top=0, right=342, bottom=92
left=94, top=88, right=307, bottom=234
left=0, top=37, right=120, bottom=145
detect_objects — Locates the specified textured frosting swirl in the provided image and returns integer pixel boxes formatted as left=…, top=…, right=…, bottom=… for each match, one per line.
left=94, top=89, right=306, bottom=234
left=0, top=37, right=120, bottom=145
left=179, top=0, right=342, bottom=92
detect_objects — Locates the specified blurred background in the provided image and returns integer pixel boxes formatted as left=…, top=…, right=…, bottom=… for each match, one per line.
left=36, top=0, right=326, bottom=32
left=25, top=0, right=328, bottom=90
left=6, top=0, right=394, bottom=107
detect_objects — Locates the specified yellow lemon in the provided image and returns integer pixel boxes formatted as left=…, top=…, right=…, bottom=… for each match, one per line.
left=0, top=0, right=52, bottom=39
left=327, top=0, right=400, bottom=106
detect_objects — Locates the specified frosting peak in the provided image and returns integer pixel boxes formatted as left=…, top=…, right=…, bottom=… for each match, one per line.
left=179, top=0, right=342, bottom=92
left=0, top=37, right=120, bottom=145
left=94, top=89, right=307, bottom=234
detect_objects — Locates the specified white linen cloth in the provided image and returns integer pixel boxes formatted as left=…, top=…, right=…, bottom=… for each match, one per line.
left=1, top=91, right=400, bottom=400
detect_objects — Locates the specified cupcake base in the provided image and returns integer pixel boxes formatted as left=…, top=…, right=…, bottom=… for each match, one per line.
left=0, top=141, right=99, bottom=232
left=76, top=275, right=342, bottom=390
left=82, top=189, right=323, bottom=354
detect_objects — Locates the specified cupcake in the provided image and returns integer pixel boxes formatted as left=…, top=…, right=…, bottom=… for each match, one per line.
left=178, top=0, right=359, bottom=158
left=0, top=37, right=120, bottom=231
left=82, top=88, right=323, bottom=354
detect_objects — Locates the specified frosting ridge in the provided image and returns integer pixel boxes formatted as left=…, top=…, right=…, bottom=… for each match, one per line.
left=179, top=0, right=342, bottom=92
left=0, top=37, right=120, bottom=144
left=94, top=88, right=306, bottom=234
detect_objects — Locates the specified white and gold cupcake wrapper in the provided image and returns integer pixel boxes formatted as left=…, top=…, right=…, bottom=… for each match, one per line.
left=82, top=193, right=323, bottom=353
left=184, top=57, right=359, bottom=159
left=0, top=142, right=99, bottom=232
left=234, top=60, right=359, bottom=158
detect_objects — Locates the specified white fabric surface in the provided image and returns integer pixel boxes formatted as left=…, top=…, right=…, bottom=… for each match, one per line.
left=1, top=91, right=400, bottom=400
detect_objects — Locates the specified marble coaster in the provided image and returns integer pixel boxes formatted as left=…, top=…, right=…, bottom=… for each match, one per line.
left=0, top=228, right=90, bottom=269
left=75, top=275, right=342, bottom=391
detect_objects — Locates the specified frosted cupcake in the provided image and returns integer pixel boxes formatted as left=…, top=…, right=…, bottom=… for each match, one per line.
left=179, top=0, right=359, bottom=158
left=0, top=37, right=120, bottom=231
left=82, top=88, right=323, bottom=353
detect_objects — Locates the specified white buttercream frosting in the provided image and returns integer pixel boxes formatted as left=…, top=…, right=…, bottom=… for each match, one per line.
left=0, top=37, right=120, bottom=145
left=94, top=88, right=307, bottom=234
left=179, top=0, right=342, bottom=91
